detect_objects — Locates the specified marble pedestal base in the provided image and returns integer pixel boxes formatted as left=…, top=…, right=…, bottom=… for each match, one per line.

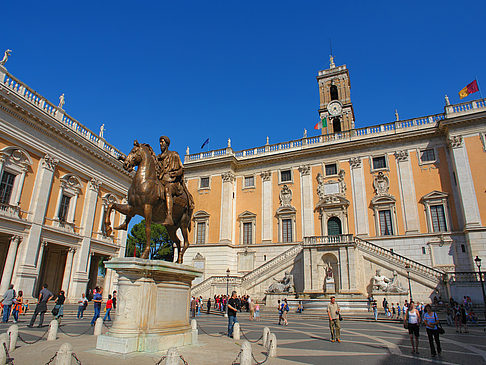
left=325, top=278, right=336, bottom=294
left=265, top=292, right=296, bottom=307
left=96, top=258, right=202, bottom=354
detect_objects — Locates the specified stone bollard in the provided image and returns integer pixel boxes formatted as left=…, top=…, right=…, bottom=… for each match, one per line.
left=7, top=325, right=18, bottom=353
left=191, top=319, right=198, bottom=345
left=55, top=343, right=72, bottom=365
left=268, top=333, right=277, bottom=358
left=94, top=318, right=103, bottom=336
left=47, top=319, right=58, bottom=341
left=0, top=333, right=9, bottom=365
left=262, top=327, right=270, bottom=347
left=233, top=322, right=240, bottom=340
left=166, top=347, right=180, bottom=365
left=240, top=340, right=251, bottom=365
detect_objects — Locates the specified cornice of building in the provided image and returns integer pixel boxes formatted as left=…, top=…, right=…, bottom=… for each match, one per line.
left=184, top=98, right=486, bottom=171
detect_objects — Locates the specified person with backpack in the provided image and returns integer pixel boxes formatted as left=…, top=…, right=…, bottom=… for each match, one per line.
left=28, top=283, right=53, bottom=328
left=1, top=284, right=16, bottom=323
left=281, top=298, right=289, bottom=326
left=423, top=304, right=442, bottom=357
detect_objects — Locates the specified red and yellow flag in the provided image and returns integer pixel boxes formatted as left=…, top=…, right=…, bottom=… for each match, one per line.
left=459, top=80, right=479, bottom=99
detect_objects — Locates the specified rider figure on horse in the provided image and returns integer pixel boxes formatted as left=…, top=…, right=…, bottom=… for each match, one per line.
left=156, top=136, right=187, bottom=226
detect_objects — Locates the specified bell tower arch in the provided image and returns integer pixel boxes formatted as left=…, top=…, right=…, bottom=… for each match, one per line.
left=316, top=56, right=355, bottom=135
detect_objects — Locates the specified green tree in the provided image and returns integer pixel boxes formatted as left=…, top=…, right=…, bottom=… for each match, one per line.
left=126, top=220, right=174, bottom=261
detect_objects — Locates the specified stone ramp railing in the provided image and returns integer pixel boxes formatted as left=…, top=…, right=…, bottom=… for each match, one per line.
left=240, top=244, right=303, bottom=291
left=191, top=275, right=242, bottom=297
left=354, top=237, right=445, bottom=283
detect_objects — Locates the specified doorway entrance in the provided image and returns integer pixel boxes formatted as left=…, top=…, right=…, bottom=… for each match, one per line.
left=37, top=243, right=67, bottom=297
left=327, top=217, right=342, bottom=236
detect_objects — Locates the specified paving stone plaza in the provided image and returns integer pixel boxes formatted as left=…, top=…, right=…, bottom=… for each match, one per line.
left=1, top=306, right=484, bottom=364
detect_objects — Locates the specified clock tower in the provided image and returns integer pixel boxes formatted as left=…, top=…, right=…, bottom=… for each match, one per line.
left=316, top=56, right=355, bottom=134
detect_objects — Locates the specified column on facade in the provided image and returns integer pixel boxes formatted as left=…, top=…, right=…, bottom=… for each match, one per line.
left=68, top=178, right=101, bottom=301
left=61, top=248, right=75, bottom=293
left=13, top=155, right=58, bottom=296
left=103, top=262, right=113, bottom=300
left=338, top=247, right=350, bottom=292
left=349, top=157, right=369, bottom=236
left=0, top=236, right=21, bottom=294
left=219, top=172, right=235, bottom=243
left=394, top=150, right=420, bottom=233
left=260, top=171, right=273, bottom=242
left=299, top=165, right=315, bottom=239
left=448, top=136, right=482, bottom=228
left=302, top=248, right=313, bottom=292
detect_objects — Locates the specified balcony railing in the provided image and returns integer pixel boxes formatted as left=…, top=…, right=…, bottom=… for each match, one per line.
left=303, top=234, right=354, bottom=245
left=45, top=217, right=78, bottom=234
left=0, top=203, right=21, bottom=219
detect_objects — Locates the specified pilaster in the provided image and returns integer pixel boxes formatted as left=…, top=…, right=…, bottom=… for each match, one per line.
left=61, top=247, right=76, bottom=294
left=299, top=165, right=314, bottom=238
left=0, top=235, right=21, bottom=294
left=349, top=157, right=369, bottom=236
left=219, top=172, right=235, bottom=243
left=261, top=171, right=273, bottom=242
left=394, top=150, right=420, bottom=233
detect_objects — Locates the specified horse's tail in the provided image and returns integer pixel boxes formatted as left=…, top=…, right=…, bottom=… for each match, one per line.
left=185, top=185, right=194, bottom=232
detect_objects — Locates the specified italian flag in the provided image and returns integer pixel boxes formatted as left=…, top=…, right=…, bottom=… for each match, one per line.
left=314, top=117, right=327, bottom=130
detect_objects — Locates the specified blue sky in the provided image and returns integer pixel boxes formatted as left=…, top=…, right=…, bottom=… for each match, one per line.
left=3, top=0, right=485, bottom=159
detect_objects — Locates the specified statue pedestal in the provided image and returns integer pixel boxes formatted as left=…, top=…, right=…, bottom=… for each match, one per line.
left=96, top=258, right=202, bottom=354
left=325, top=278, right=336, bottom=294
left=265, top=292, right=296, bottom=307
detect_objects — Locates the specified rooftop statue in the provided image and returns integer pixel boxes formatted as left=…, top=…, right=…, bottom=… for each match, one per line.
left=0, top=49, right=12, bottom=66
left=104, top=137, right=195, bottom=262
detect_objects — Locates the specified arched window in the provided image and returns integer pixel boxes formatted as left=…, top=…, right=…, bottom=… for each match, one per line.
left=330, top=85, right=339, bottom=101
left=333, top=117, right=342, bottom=132
left=327, top=217, right=342, bottom=236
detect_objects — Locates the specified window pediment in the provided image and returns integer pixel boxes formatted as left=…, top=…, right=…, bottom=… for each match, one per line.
left=371, top=194, right=396, bottom=206
left=276, top=206, right=296, bottom=216
left=315, top=195, right=350, bottom=211
left=193, top=210, right=210, bottom=219
left=60, top=174, right=83, bottom=195
left=238, top=210, right=256, bottom=220
left=421, top=190, right=448, bottom=203
left=1, top=146, right=33, bottom=172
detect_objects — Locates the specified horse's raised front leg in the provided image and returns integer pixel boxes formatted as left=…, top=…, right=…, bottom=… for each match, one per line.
left=141, top=204, right=152, bottom=259
left=115, top=215, right=133, bottom=230
left=167, top=227, right=182, bottom=264
left=104, top=202, right=134, bottom=236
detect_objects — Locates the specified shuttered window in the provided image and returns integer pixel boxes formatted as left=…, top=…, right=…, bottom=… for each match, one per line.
left=196, top=222, right=206, bottom=244
left=379, top=210, right=393, bottom=236
left=0, top=171, right=16, bottom=204
left=243, top=222, right=252, bottom=244
left=327, top=217, right=342, bottom=236
left=58, top=195, right=71, bottom=222
left=282, top=219, right=293, bottom=243
left=430, top=205, right=447, bottom=232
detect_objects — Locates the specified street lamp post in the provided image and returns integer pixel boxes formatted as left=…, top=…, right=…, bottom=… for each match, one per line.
left=405, top=264, right=413, bottom=302
left=474, top=256, right=486, bottom=320
left=225, top=268, right=230, bottom=318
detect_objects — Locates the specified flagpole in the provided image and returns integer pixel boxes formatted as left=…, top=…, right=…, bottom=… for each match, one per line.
left=476, top=76, right=484, bottom=100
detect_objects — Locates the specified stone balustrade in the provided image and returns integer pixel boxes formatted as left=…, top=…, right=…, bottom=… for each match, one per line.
left=0, top=203, right=21, bottom=219
left=0, top=71, right=124, bottom=160
left=303, top=234, right=354, bottom=245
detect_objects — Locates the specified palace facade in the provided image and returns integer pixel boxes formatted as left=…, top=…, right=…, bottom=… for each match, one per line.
left=184, top=60, right=486, bottom=303
left=0, top=62, right=130, bottom=302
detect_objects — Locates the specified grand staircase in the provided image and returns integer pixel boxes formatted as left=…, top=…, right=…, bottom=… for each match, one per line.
left=191, top=235, right=445, bottom=299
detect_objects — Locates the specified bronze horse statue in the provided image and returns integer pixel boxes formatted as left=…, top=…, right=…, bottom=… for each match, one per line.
left=104, top=140, right=194, bottom=263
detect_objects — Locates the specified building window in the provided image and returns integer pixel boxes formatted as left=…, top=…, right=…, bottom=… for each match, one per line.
left=422, top=247, right=426, bottom=254
left=421, top=191, right=451, bottom=233
left=378, top=209, right=394, bottom=235
left=58, top=194, right=71, bottom=222
left=420, top=149, right=436, bottom=163
left=193, top=210, right=210, bottom=244
left=372, top=156, right=387, bottom=170
left=238, top=211, right=256, bottom=245
left=430, top=205, right=447, bottom=232
left=282, top=218, right=293, bottom=242
left=244, top=176, right=255, bottom=188
left=325, top=163, right=337, bottom=176
left=461, top=244, right=466, bottom=253
left=327, top=217, right=342, bottom=236
left=196, top=222, right=206, bottom=244
left=280, top=170, right=292, bottom=183
left=200, top=177, right=210, bottom=189
left=332, top=117, right=342, bottom=133
left=243, top=222, right=253, bottom=244
left=0, top=171, right=16, bottom=204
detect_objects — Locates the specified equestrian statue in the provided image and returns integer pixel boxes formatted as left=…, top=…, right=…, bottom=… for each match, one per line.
left=104, top=136, right=195, bottom=263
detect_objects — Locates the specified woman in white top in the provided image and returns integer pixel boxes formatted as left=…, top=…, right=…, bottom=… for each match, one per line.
left=404, top=301, right=421, bottom=354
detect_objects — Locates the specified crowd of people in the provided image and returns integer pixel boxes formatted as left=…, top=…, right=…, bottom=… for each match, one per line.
left=1, top=283, right=117, bottom=328
left=190, top=294, right=261, bottom=321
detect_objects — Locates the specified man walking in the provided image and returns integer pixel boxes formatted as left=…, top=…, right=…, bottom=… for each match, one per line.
left=1, top=284, right=16, bottom=323
left=327, top=296, right=341, bottom=342
left=90, top=287, right=103, bottom=326
left=227, top=291, right=239, bottom=338
left=28, top=284, right=53, bottom=327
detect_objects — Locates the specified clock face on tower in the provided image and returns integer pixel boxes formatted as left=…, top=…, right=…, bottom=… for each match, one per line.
left=327, top=101, right=343, bottom=116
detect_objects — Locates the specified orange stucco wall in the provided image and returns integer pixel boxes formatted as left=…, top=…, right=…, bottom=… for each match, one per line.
left=189, top=175, right=222, bottom=243
left=235, top=175, right=262, bottom=244
left=465, top=135, right=486, bottom=224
